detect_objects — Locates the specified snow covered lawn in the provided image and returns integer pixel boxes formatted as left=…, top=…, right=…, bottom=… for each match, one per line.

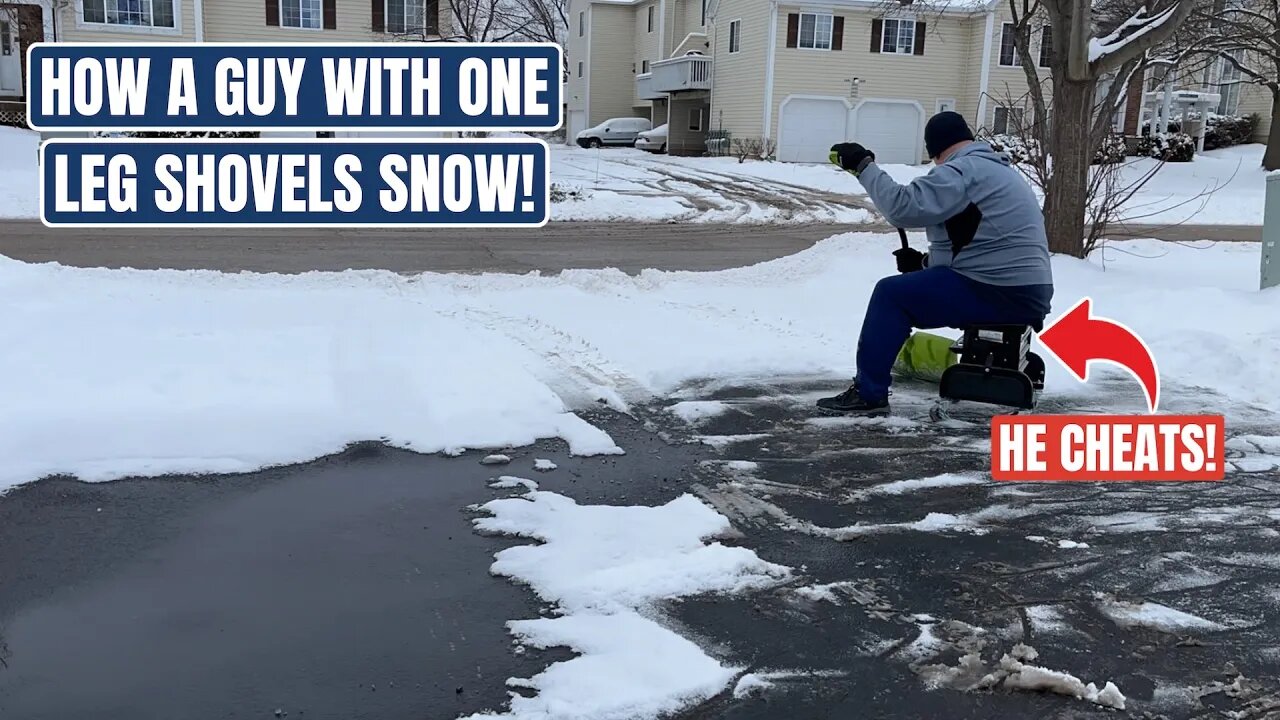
left=2, top=232, right=1276, bottom=494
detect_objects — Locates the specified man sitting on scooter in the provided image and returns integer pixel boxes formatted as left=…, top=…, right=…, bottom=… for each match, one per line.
left=817, top=111, right=1054, bottom=415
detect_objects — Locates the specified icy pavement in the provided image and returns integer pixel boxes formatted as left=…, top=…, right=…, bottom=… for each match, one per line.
left=641, top=377, right=1280, bottom=719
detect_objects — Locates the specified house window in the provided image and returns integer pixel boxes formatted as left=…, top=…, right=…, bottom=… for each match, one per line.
left=578, top=11, right=584, bottom=36
left=701, top=0, right=707, bottom=26
left=993, top=106, right=1024, bottom=134
left=81, top=0, right=176, bottom=28
left=1212, top=51, right=1243, bottom=115
left=999, top=22, right=1018, bottom=66
left=728, top=19, right=741, bottom=53
left=798, top=12, right=832, bottom=50
left=641, top=59, right=649, bottom=73
left=647, top=5, right=654, bottom=32
left=0, top=21, right=10, bottom=54
left=281, top=0, right=323, bottom=28
left=689, top=107, right=703, bottom=131
left=577, top=61, right=583, bottom=77
left=881, top=17, right=915, bottom=54
left=1038, top=25, right=1052, bottom=68
left=386, top=0, right=427, bottom=33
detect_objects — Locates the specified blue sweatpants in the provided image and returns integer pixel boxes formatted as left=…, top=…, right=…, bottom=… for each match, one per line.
left=855, top=267, right=1052, bottom=404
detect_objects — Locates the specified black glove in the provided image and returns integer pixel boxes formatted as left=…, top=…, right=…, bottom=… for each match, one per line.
left=893, top=247, right=926, bottom=273
left=829, top=143, right=875, bottom=175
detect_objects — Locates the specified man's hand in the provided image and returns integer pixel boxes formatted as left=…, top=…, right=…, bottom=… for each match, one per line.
left=829, top=143, right=875, bottom=175
left=893, top=247, right=926, bottom=273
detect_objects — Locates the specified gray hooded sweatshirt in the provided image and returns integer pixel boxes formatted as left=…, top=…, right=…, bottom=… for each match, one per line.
left=855, top=141, right=1054, bottom=289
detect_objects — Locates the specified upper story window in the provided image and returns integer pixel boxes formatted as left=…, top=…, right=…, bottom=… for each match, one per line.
left=578, top=11, right=584, bottom=36
left=386, top=0, right=427, bottom=34
left=701, top=0, right=707, bottom=26
left=881, top=17, right=915, bottom=54
left=641, top=59, right=650, bottom=73
left=1038, top=25, right=1052, bottom=67
left=81, top=0, right=176, bottom=28
left=647, top=5, right=654, bottom=32
left=728, top=19, right=741, bottom=53
left=281, top=0, right=322, bottom=28
left=999, top=22, right=1019, bottom=66
left=798, top=12, right=832, bottom=50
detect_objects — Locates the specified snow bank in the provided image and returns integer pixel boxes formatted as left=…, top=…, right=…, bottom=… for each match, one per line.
left=0, top=127, right=38, bottom=219
left=0, top=232, right=1276, bottom=491
left=467, top=491, right=790, bottom=719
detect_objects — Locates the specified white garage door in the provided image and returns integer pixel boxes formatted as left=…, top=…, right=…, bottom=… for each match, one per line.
left=778, top=97, right=849, bottom=163
left=853, top=101, right=923, bottom=165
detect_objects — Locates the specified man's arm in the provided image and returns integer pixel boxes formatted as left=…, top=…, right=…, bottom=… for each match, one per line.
left=855, top=161, right=971, bottom=228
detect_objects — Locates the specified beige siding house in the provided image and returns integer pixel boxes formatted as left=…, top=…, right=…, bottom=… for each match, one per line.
left=567, top=0, right=1058, bottom=162
left=0, top=0, right=449, bottom=107
left=568, top=0, right=1274, bottom=163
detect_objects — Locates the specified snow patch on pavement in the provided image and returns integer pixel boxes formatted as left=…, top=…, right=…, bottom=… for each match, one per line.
left=490, top=476, right=539, bottom=491
left=467, top=490, right=790, bottom=719
left=850, top=473, right=987, bottom=499
left=667, top=400, right=732, bottom=424
left=917, top=643, right=1126, bottom=710
left=1097, top=599, right=1226, bottom=632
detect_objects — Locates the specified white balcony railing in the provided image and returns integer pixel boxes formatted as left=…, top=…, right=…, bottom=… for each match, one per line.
left=649, top=55, right=712, bottom=93
left=635, top=73, right=664, bottom=100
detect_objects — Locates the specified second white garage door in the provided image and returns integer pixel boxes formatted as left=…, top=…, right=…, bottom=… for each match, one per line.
left=853, top=101, right=924, bottom=165
left=778, top=97, right=849, bottom=163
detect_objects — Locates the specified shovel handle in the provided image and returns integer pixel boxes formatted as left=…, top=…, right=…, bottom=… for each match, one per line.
left=896, top=227, right=909, bottom=250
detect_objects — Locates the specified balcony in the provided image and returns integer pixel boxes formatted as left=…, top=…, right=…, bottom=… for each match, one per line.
left=649, top=55, right=712, bottom=93
left=635, top=73, right=664, bottom=100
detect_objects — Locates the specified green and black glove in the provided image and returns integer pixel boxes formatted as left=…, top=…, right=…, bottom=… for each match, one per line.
left=829, top=143, right=875, bottom=176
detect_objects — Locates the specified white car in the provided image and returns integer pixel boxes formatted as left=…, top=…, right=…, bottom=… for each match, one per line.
left=634, top=124, right=668, bottom=153
left=575, top=117, right=653, bottom=148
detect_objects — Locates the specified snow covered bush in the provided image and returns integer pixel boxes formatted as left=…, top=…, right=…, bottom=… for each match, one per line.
left=1136, top=132, right=1195, bottom=162
left=1091, top=134, right=1128, bottom=165
left=1203, top=114, right=1259, bottom=150
left=550, top=184, right=586, bottom=202
left=984, top=134, right=1042, bottom=165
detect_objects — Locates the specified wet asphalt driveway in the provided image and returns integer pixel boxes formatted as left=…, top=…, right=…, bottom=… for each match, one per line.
left=2, top=380, right=1279, bottom=720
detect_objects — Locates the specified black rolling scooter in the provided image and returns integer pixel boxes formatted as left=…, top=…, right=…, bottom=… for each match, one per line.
left=893, top=228, right=1046, bottom=421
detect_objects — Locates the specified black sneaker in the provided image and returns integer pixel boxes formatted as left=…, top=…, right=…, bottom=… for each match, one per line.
left=816, top=384, right=890, bottom=415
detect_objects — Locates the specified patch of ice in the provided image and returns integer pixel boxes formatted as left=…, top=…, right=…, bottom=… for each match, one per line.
left=793, top=581, right=858, bottom=604
left=852, top=473, right=986, bottom=498
left=1098, top=600, right=1225, bottom=632
left=466, top=491, right=791, bottom=719
left=722, top=460, right=760, bottom=473
left=696, top=434, right=770, bottom=449
left=805, top=415, right=920, bottom=433
left=1025, top=605, right=1070, bottom=634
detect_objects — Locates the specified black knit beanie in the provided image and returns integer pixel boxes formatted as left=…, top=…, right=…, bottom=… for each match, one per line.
left=924, top=111, right=975, bottom=159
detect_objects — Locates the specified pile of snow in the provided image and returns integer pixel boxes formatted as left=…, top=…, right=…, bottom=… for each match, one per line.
left=467, top=490, right=790, bottom=719
left=0, top=232, right=1276, bottom=492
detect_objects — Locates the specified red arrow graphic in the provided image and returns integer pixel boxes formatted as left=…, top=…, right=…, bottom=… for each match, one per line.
left=1037, top=297, right=1161, bottom=413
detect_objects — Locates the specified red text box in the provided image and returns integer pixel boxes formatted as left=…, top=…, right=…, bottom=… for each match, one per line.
left=991, top=415, right=1225, bottom=481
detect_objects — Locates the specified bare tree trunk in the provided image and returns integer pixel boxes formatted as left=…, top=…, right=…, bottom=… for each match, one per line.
left=1265, top=91, right=1280, bottom=171
left=1043, top=78, right=1095, bottom=256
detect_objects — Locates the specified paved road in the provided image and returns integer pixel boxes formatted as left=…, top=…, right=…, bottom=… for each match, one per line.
left=2, top=384, right=1277, bottom=720
left=0, top=220, right=1262, bottom=274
